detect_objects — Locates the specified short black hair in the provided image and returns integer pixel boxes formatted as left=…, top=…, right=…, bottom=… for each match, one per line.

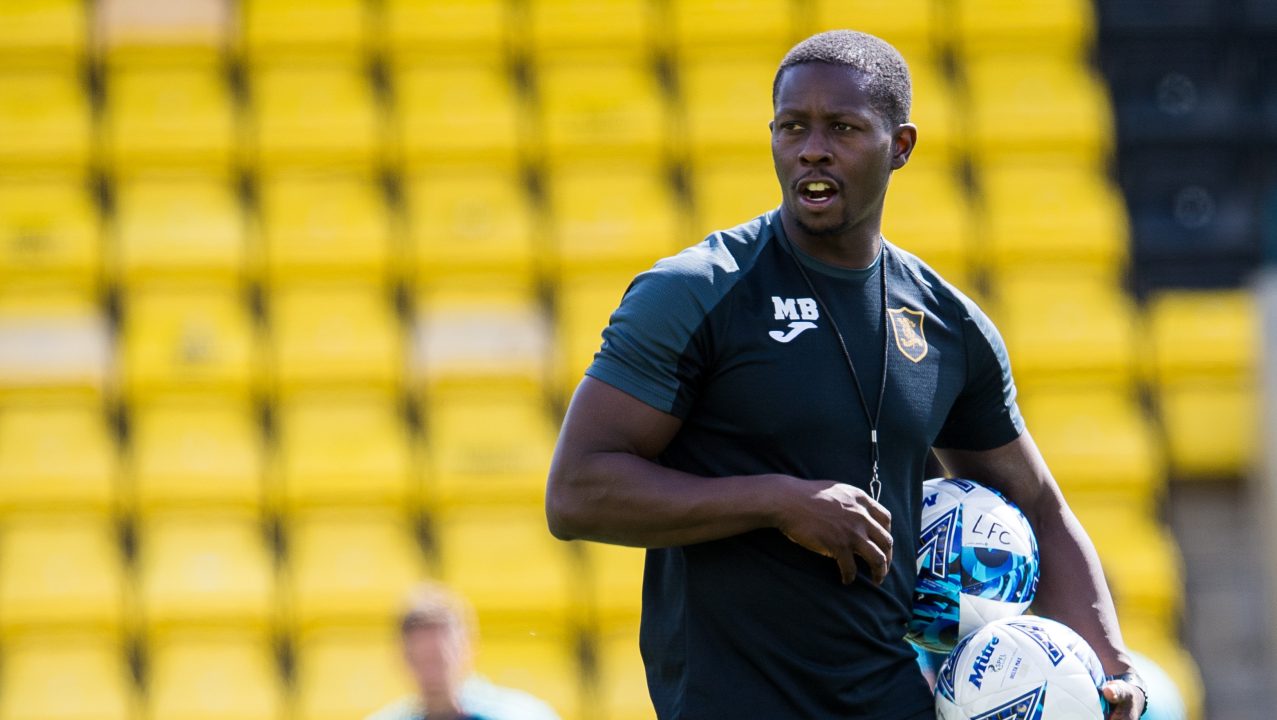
left=772, top=30, right=912, bottom=128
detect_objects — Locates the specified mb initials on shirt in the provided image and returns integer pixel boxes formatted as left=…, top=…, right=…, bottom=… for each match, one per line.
left=769, top=296, right=819, bottom=343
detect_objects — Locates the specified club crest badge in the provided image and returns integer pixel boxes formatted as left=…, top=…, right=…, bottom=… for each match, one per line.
left=887, top=307, right=928, bottom=363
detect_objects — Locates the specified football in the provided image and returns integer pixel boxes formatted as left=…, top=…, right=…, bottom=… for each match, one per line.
left=908, top=477, right=1039, bottom=652
left=935, top=616, right=1107, bottom=720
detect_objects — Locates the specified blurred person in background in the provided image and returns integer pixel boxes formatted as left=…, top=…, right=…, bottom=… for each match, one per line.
left=366, top=582, right=560, bottom=720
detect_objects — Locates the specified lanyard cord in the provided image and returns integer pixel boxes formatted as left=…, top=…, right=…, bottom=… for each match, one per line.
left=782, top=235, right=891, bottom=502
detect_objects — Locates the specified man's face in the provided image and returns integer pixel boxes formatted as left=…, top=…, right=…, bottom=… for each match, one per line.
left=402, top=624, right=469, bottom=697
left=770, top=63, right=912, bottom=239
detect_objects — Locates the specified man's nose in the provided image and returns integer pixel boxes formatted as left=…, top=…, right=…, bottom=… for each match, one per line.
left=799, top=131, right=833, bottom=165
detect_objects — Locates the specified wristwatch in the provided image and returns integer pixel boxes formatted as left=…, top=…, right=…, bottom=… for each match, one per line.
left=1103, top=672, right=1150, bottom=718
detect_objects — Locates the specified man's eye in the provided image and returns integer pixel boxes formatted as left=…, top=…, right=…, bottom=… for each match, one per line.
left=833, top=122, right=854, bottom=132
left=780, top=121, right=805, bottom=132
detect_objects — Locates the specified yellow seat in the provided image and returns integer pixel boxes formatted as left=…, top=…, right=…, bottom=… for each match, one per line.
left=1019, top=389, right=1161, bottom=505
left=404, top=166, right=536, bottom=280
left=137, top=512, right=276, bottom=632
left=121, top=288, right=257, bottom=399
left=536, top=60, right=668, bottom=162
left=967, top=58, right=1112, bottom=165
left=242, top=0, right=367, bottom=60
left=548, top=162, right=680, bottom=276
left=145, top=629, right=284, bottom=720
left=1160, top=382, right=1256, bottom=478
left=0, top=175, right=98, bottom=288
left=294, top=627, right=413, bottom=720
left=596, top=623, right=655, bottom=720
left=250, top=63, right=381, bottom=171
left=0, top=0, right=86, bottom=68
left=0, top=399, right=116, bottom=512
left=680, top=55, right=780, bottom=161
left=435, top=506, right=577, bottom=626
left=906, top=61, right=960, bottom=162
left=1146, top=290, right=1255, bottom=385
left=258, top=172, right=391, bottom=282
left=130, top=399, right=264, bottom=512
left=382, top=0, right=509, bottom=61
left=285, top=509, right=429, bottom=630
left=526, top=0, right=654, bottom=60
left=394, top=62, right=521, bottom=166
left=0, top=69, right=91, bottom=170
left=0, top=514, right=125, bottom=634
left=883, top=165, right=972, bottom=290
left=810, top=0, right=933, bottom=54
left=104, top=66, right=235, bottom=171
left=0, top=633, right=134, bottom=720
left=688, top=153, right=780, bottom=241
left=1071, top=504, right=1182, bottom=627
left=994, top=275, right=1138, bottom=390
left=668, top=0, right=795, bottom=57
left=273, top=393, right=414, bottom=509
left=114, top=175, right=245, bottom=285
left=584, top=543, right=645, bottom=626
left=0, top=292, right=110, bottom=397
left=954, top=0, right=1094, bottom=59
left=412, top=282, right=550, bottom=393
left=96, top=0, right=229, bottom=68
left=477, top=629, right=581, bottom=720
left=426, top=391, right=558, bottom=507
left=554, top=272, right=632, bottom=398
left=982, top=162, right=1127, bottom=276
left=269, top=283, right=403, bottom=393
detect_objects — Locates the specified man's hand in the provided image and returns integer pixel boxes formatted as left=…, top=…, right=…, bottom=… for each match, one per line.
left=1102, top=676, right=1147, bottom=720
left=775, top=479, right=893, bottom=585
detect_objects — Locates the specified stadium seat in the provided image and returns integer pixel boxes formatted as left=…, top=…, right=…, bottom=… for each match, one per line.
left=104, top=65, right=235, bottom=171
left=525, top=0, right=654, bottom=60
left=268, top=283, right=403, bottom=393
left=0, top=175, right=99, bottom=289
left=121, top=288, right=257, bottom=400
left=241, top=0, right=367, bottom=60
left=679, top=54, right=780, bottom=160
left=0, top=291, right=110, bottom=397
left=1160, top=382, right=1256, bottom=478
left=688, top=153, right=780, bottom=242
left=476, top=628, right=582, bottom=720
left=136, top=511, right=276, bottom=632
left=966, top=58, right=1112, bottom=165
left=411, top=280, right=550, bottom=393
left=404, top=166, right=536, bottom=280
left=393, top=61, right=522, bottom=166
left=1146, top=289, right=1255, bottom=385
left=273, top=393, right=414, bottom=509
left=293, top=625, right=413, bottom=720
left=907, top=61, right=960, bottom=163
left=1071, top=504, right=1183, bottom=627
left=0, top=514, right=126, bottom=634
left=981, top=162, right=1128, bottom=276
left=993, top=275, right=1138, bottom=390
left=381, top=0, right=509, bottom=61
left=249, top=63, right=381, bottom=171
left=1018, top=389, right=1162, bottom=506
left=667, top=0, right=795, bottom=57
left=434, top=506, right=578, bottom=627
left=0, top=632, right=134, bottom=720
left=257, top=172, right=391, bottom=283
left=144, top=629, right=284, bottom=720
left=0, top=398, right=116, bottom=512
left=596, top=623, right=655, bottom=720
left=547, top=162, right=680, bottom=277
left=284, top=508, right=429, bottom=630
left=882, top=164, right=972, bottom=290
left=0, top=69, right=92, bottom=170
left=0, top=0, right=86, bottom=68
left=809, top=0, right=933, bottom=54
left=114, top=175, right=245, bottom=285
left=425, top=390, right=559, bottom=507
left=953, top=0, right=1095, bottom=59
left=96, top=0, right=230, bottom=67
left=584, top=542, right=645, bottom=626
left=535, top=59, right=669, bottom=162
left=129, top=399, right=264, bottom=512
left=553, top=272, right=631, bottom=398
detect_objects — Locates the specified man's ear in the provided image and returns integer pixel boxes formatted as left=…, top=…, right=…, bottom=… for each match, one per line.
left=891, top=123, right=918, bottom=170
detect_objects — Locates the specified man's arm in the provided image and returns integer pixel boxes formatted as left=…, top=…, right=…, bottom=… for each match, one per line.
left=545, top=376, right=895, bottom=585
left=934, top=431, right=1147, bottom=719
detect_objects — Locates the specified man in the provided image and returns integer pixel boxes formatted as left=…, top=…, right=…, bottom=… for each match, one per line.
left=365, top=582, right=560, bottom=720
left=546, top=30, right=1148, bottom=719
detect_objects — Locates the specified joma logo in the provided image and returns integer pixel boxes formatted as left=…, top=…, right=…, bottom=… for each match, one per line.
left=771, top=296, right=819, bottom=321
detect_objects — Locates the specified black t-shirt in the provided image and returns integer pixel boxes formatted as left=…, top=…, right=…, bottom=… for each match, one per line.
left=586, top=209, right=1024, bottom=719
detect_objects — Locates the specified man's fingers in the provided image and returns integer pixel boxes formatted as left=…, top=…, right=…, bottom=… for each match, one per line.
left=1101, top=680, right=1140, bottom=720
left=864, top=495, right=892, bottom=530
left=835, top=550, right=858, bottom=585
left=850, top=534, right=890, bottom=585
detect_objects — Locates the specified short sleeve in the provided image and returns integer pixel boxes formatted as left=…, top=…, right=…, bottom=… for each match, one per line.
left=932, top=295, right=1025, bottom=451
left=584, top=266, right=714, bottom=419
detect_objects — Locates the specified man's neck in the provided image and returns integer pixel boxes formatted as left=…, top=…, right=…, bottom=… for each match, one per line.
left=779, top=210, right=883, bottom=270
left=421, top=691, right=465, bottom=720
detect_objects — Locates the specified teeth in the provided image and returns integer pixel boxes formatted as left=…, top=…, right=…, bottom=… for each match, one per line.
left=806, top=182, right=830, bottom=192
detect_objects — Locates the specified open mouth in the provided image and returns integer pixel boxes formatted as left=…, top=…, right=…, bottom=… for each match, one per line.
left=798, top=179, right=838, bottom=207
